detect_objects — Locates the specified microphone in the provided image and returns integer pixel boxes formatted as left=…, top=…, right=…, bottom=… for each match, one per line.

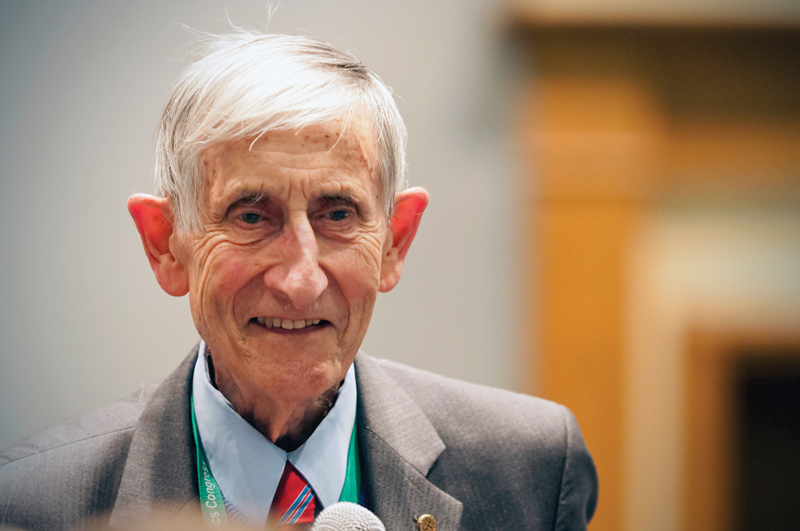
left=311, top=502, right=385, bottom=531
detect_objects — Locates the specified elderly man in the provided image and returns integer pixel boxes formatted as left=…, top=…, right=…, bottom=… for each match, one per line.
left=0, top=32, right=597, bottom=530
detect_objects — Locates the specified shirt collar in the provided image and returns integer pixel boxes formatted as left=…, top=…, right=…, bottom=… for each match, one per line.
left=192, top=341, right=357, bottom=526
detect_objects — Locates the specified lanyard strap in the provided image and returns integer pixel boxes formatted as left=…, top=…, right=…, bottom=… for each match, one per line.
left=190, top=398, right=362, bottom=527
left=339, top=421, right=362, bottom=504
left=191, top=399, right=230, bottom=528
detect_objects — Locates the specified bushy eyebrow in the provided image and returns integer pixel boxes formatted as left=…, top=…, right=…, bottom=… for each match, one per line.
left=318, top=192, right=362, bottom=215
left=319, top=191, right=358, bottom=205
left=228, top=191, right=268, bottom=206
left=221, top=189, right=365, bottom=219
left=221, top=191, right=270, bottom=221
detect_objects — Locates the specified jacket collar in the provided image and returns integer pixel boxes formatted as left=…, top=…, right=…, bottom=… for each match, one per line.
left=109, top=348, right=463, bottom=531
left=109, top=345, right=200, bottom=526
left=354, top=353, right=463, bottom=531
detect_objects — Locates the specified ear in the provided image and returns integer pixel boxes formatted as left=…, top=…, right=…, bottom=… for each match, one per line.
left=127, top=193, right=190, bottom=297
left=380, top=187, right=429, bottom=292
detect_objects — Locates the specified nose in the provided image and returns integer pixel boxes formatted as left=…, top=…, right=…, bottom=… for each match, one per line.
left=263, top=214, right=328, bottom=310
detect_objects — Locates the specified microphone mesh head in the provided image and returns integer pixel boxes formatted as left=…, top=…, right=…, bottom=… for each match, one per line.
left=312, top=502, right=386, bottom=531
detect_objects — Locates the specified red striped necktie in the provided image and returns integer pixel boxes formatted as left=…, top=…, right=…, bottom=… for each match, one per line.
left=270, top=462, right=317, bottom=528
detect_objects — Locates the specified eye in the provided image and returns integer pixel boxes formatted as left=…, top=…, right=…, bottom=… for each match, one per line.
left=240, top=212, right=263, bottom=224
left=327, top=209, right=349, bottom=222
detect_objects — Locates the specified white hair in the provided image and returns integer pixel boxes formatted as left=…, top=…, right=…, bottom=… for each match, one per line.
left=155, top=31, right=407, bottom=232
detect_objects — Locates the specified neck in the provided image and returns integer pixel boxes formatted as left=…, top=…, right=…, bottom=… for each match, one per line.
left=206, top=353, right=341, bottom=452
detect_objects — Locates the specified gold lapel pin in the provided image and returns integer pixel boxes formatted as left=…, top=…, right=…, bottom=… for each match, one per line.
left=417, top=514, right=437, bottom=531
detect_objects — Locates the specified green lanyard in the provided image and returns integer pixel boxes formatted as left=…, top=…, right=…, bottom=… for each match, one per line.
left=190, top=398, right=362, bottom=528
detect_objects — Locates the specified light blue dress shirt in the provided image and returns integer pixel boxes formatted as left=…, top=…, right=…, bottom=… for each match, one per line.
left=192, top=341, right=357, bottom=527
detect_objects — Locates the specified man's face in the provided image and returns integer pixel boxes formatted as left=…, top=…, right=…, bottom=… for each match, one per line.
left=174, top=117, right=388, bottom=404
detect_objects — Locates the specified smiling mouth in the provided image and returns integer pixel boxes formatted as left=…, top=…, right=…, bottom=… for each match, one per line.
left=252, top=317, right=329, bottom=330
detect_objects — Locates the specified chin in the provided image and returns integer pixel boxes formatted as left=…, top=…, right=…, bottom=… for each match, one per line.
left=250, top=355, right=347, bottom=401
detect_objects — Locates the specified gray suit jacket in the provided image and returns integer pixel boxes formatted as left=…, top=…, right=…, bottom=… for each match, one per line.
left=0, top=346, right=597, bottom=531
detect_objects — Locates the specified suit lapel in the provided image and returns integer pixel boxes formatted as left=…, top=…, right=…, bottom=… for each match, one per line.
left=109, top=348, right=463, bottom=530
left=355, top=354, right=463, bottom=531
left=109, top=346, right=200, bottom=526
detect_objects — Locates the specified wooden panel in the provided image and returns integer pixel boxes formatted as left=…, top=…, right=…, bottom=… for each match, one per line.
left=515, top=22, right=800, bottom=531
left=528, top=78, right=664, bottom=201
left=506, top=1, right=800, bottom=28
left=536, top=202, right=639, bottom=531
left=522, top=73, right=660, bottom=531
left=684, top=333, right=738, bottom=531
left=665, top=121, right=800, bottom=193
left=685, top=332, right=800, bottom=531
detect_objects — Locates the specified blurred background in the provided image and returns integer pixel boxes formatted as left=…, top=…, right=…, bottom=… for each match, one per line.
left=1, top=1, right=799, bottom=530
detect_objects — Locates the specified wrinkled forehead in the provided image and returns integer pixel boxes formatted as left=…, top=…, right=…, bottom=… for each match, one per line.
left=199, top=116, right=382, bottom=202
left=251, top=118, right=378, bottom=169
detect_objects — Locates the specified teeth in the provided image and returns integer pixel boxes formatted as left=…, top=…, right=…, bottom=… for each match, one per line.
left=258, top=317, right=322, bottom=329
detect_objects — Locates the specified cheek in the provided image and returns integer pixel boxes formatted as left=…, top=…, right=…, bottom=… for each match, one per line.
left=193, top=248, right=265, bottom=318
left=327, top=244, right=384, bottom=309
